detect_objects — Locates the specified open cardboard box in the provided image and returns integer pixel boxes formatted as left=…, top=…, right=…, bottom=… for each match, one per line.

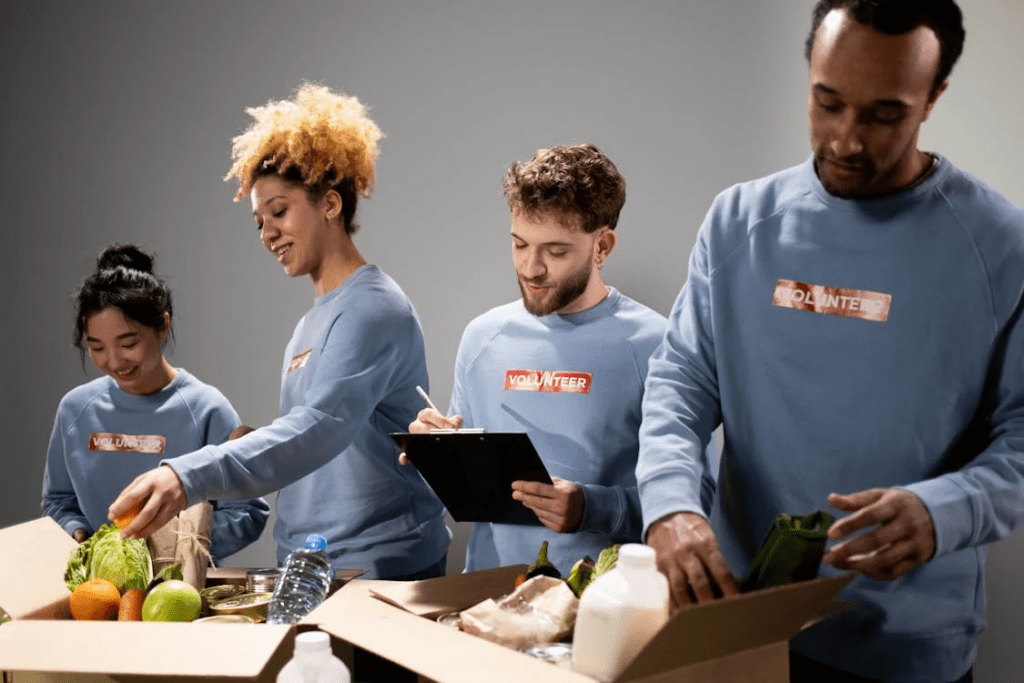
left=310, top=563, right=855, bottom=683
left=0, top=517, right=358, bottom=683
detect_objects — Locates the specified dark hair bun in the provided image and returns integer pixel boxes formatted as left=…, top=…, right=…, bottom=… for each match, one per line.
left=96, top=243, right=155, bottom=275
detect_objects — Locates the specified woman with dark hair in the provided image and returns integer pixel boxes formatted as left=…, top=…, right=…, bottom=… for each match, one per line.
left=42, top=243, right=269, bottom=564
left=109, top=84, right=450, bottom=586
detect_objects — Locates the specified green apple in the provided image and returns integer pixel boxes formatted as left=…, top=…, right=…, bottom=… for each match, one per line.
left=141, top=580, right=202, bottom=622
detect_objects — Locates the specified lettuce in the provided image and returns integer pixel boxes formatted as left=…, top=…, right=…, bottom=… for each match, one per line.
left=64, top=523, right=152, bottom=593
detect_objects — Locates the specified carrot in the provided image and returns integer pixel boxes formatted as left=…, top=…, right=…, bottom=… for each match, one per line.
left=118, top=588, right=146, bottom=621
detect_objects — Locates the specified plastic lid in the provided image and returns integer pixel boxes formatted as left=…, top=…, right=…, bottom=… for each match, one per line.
left=618, top=543, right=657, bottom=570
left=305, top=534, right=328, bottom=552
left=294, top=630, right=331, bottom=654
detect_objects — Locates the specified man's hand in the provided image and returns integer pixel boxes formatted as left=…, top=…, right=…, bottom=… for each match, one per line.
left=228, top=425, right=256, bottom=440
left=108, top=465, right=188, bottom=539
left=398, top=408, right=463, bottom=465
left=646, top=511, right=739, bottom=609
left=511, top=477, right=584, bottom=533
left=823, top=488, right=936, bottom=580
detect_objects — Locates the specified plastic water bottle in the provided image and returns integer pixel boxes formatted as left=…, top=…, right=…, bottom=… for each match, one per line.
left=276, top=630, right=350, bottom=683
left=267, top=534, right=334, bottom=625
left=572, top=544, right=670, bottom=682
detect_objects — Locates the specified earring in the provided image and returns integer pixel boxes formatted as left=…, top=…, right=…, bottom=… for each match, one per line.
left=597, top=261, right=604, bottom=270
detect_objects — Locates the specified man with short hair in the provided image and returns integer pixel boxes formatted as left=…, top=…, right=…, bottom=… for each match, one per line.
left=637, top=2, right=1024, bottom=681
left=410, top=143, right=712, bottom=574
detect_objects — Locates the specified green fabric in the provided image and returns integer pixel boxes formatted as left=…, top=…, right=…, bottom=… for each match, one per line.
left=741, top=510, right=835, bottom=592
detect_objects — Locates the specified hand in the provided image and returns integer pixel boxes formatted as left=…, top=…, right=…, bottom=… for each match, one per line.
left=398, top=409, right=463, bottom=465
left=646, top=511, right=739, bottom=609
left=72, top=528, right=89, bottom=544
left=511, top=477, right=584, bottom=533
left=108, top=465, right=188, bottom=539
left=822, top=488, right=936, bottom=580
left=228, top=424, right=255, bottom=440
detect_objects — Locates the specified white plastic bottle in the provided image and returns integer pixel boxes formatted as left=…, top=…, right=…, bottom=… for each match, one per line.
left=276, top=630, right=350, bottom=683
left=572, top=543, right=670, bottom=682
left=267, top=534, right=334, bottom=625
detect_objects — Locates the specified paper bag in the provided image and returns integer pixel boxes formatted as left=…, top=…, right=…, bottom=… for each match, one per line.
left=148, top=502, right=214, bottom=589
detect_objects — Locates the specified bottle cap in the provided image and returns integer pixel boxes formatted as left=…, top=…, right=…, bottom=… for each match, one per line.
left=618, top=543, right=656, bottom=569
left=294, top=630, right=331, bottom=654
left=305, top=534, right=328, bottom=552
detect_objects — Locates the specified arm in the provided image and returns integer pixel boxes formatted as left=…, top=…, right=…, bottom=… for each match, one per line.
left=114, top=302, right=416, bottom=538
left=41, top=407, right=91, bottom=540
left=825, top=296, right=1024, bottom=578
left=636, top=223, right=738, bottom=605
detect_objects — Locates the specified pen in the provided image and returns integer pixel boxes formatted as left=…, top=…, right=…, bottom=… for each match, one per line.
left=416, top=385, right=439, bottom=412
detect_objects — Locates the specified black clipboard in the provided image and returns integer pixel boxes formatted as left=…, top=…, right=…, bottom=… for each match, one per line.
left=391, top=431, right=552, bottom=525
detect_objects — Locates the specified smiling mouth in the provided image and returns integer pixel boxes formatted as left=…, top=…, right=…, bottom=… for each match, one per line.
left=114, top=368, right=137, bottom=380
left=274, top=244, right=292, bottom=260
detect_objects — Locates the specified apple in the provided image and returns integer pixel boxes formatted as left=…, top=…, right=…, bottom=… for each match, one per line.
left=141, top=580, right=202, bottom=622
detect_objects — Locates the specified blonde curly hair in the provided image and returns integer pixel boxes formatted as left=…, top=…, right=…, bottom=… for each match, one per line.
left=224, top=82, right=383, bottom=233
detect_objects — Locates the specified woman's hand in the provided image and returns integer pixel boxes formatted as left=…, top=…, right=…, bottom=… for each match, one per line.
left=108, top=465, right=188, bottom=539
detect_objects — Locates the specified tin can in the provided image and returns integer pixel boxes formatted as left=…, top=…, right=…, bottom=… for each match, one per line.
left=209, top=592, right=272, bottom=622
left=246, top=568, right=281, bottom=593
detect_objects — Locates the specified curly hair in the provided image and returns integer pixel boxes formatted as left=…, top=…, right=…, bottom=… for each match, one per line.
left=501, top=143, right=626, bottom=234
left=224, top=82, right=383, bottom=234
left=805, top=0, right=965, bottom=95
left=73, top=243, right=174, bottom=364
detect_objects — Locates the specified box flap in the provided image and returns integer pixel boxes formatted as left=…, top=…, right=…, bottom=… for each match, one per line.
left=615, top=573, right=856, bottom=681
left=368, top=564, right=526, bottom=618
left=0, top=621, right=293, bottom=678
left=315, top=580, right=591, bottom=683
left=0, top=517, right=78, bottom=619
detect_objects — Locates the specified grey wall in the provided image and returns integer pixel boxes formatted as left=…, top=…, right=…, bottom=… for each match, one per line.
left=2, top=1, right=1021, bottom=678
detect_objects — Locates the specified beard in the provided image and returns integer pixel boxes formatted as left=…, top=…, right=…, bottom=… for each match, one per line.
left=813, top=151, right=881, bottom=199
left=519, top=261, right=592, bottom=316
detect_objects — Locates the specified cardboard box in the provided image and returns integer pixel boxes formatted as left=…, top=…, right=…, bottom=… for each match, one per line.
left=2, top=516, right=854, bottom=683
left=311, top=564, right=854, bottom=683
left=0, top=517, right=350, bottom=683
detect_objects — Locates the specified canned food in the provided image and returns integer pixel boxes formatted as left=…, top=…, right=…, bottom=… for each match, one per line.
left=200, top=584, right=246, bottom=614
left=523, top=642, right=573, bottom=668
left=247, top=568, right=281, bottom=593
left=194, top=614, right=256, bottom=624
left=209, top=592, right=272, bottom=622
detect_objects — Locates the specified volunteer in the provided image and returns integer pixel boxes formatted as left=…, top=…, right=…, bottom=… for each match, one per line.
left=42, top=243, right=269, bottom=564
left=108, top=83, right=450, bottom=583
left=636, top=2, right=1024, bottom=681
left=408, top=144, right=715, bottom=575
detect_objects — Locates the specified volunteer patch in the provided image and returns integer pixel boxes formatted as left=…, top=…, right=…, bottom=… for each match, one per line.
left=772, top=279, right=891, bottom=322
left=504, top=369, right=592, bottom=393
left=89, top=432, right=166, bottom=454
left=288, top=349, right=312, bottom=372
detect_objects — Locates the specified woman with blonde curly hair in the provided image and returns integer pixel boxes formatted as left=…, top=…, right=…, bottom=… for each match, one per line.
left=109, top=84, right=451, bottom=590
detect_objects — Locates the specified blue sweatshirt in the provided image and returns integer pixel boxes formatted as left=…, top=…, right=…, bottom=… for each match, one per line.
left=42, top=368, right=269, bottom=563
left=637, top=155, right=1024, bottom=683
left=449, top=288, right=671, bottom=575
left=166, top=265, right=449, bottom=579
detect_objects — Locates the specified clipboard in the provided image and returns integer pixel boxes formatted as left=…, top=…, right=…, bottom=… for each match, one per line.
left=391, top=431, right=552, bottom=525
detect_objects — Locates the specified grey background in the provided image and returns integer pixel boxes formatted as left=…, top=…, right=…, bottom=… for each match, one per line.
left=1, top=1, right=1021, bottom=678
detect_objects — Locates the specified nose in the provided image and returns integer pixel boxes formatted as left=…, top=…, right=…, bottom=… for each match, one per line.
left=518, top=248, right=546, bottom=280
left=260, top=220, right=280, bottom=251
left=830, top=110, right=865, bottom=159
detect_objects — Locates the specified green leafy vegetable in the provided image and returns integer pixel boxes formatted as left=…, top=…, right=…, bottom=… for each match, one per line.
left=566, top=556, right=596, bottom=597
left=64, top=523, right=152, bottom=593
left=594, top=544, right=620, bottom=579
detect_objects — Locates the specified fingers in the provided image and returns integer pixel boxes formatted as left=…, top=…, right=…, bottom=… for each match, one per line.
left=409, top=409, right=463, bottom=433
left=398, top=452, right=411, bottom=466
left=109, top=467, right=187, bottom=539
left=827, top=489, right=888, bottom=539
left=228, top=425, right=255, bottom=440
left=647, top=512, right=739, bottom=609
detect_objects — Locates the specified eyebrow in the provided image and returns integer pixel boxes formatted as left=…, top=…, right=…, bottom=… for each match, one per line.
left=812, top=83, right=910, bottom=109
left=253, top=194, right=288, bottom=215
left=510, top=232, right=574, bottom=248
left=85, top=331, right=139, bottom=344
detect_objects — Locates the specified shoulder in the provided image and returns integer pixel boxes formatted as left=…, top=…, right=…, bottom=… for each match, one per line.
left=706, top=162, right=809, bottom=233
left=461, top=300, right=524, bottom=346
left=57, top=376, right=112, bottom=414
left=171, top=369, right=234, bottom=410
left=935, top=161, right=1024, bottom=236
left=607, top=291, right=668, bottom=355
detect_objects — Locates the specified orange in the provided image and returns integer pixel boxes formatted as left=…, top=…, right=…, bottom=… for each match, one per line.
left=69, top=578, right=121, bottom=621
left=118, top=588, right=146, bottom=621
left=112, top=497, right=145, bottom=530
